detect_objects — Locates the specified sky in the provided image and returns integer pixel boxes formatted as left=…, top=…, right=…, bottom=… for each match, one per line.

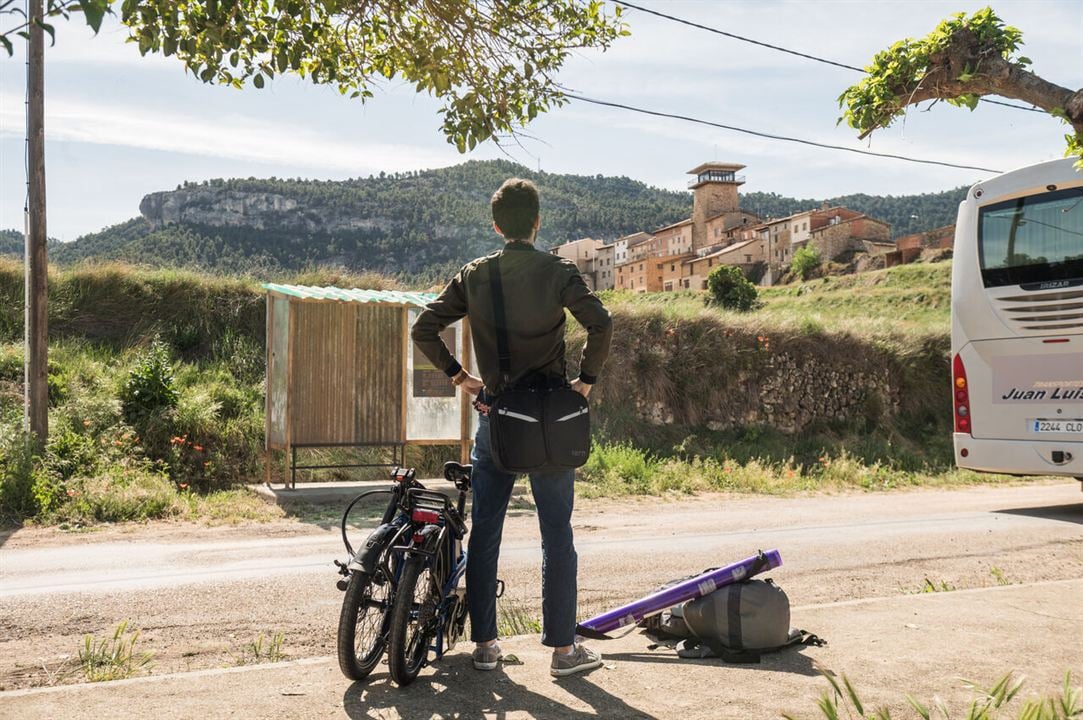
left=0, top=0, right=1080, bottom=241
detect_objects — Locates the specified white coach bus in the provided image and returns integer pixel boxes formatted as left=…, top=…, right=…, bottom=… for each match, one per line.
left=952, top=157, right=1083, bottom=488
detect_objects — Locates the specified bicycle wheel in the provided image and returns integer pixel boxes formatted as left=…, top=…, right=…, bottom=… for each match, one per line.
left=337, top=570, right=391, bottom=681
left=387, top=557, right=440, bottom=686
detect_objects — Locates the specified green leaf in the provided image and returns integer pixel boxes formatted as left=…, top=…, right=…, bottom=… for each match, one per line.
left=78, top=0, right=107, bottom=34
left=0, top=34, right=12, bottom=56
left=39, top=21, right=56, bottom=46
left=253, top=73, right=265, bottom=89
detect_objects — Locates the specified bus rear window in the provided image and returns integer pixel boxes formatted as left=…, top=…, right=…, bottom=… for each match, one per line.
left=979, top=186, right=1083, bottom=287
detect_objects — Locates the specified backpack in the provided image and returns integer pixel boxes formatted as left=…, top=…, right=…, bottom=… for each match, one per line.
left=641, top=578, right=825, bottom=663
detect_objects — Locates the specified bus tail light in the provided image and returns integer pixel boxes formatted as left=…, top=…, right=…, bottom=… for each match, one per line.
left=953, top=354, right=971, bottom=435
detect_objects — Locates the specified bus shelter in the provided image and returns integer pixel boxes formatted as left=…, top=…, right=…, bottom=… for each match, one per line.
left=262, top=284, right=478, bottom=487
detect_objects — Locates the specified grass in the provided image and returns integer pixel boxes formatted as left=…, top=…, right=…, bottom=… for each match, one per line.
left=990, top=567, right=1012, bottom=587
left=78, top=621, right=154, bottom=683
left=917, top=577, right=957, bottom=594
left=229, top=632, right=286, bottom=666
left=576, top=442, right=1017, bottom=499
left=782, top=671, right=1081, bottom=720
left=600, top=260, right=952, bottom=340
left=497, top=600, right=543, bottom=637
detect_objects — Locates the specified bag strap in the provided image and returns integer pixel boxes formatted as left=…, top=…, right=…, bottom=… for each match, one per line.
left=727, top=579, right=744, bottom=651
left=575, top=622, right=639, bottom=641
left=487, top=254, right=512, bottom=386
left=687, top=629, right=826, bottom=663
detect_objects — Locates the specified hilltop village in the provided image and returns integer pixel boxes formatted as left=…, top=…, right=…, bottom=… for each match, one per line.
left=551, top=162, right=954, bottom=291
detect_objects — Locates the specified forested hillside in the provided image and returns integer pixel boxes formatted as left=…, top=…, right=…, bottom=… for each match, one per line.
left=41, top=160, right=966, bottom=274
left=0, top=229, right=23, bottom=257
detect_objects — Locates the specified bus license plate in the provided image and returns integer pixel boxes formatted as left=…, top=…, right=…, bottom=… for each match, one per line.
left=1029, top=419, right=1083, bottom=434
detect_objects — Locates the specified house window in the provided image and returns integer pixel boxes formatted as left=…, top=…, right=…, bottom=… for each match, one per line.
left=708, top=259, right=713, bottom=267
left=664, top=281, right=673, bottom=291
left=701, top=280, right=708, bottom=290
left=745, top=255, right=752, bottom=263
left=670, top=264, right=675, bottom=271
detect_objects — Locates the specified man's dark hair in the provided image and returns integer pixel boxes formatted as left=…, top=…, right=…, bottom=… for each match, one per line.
left=491, top=178, right=540, bottom=240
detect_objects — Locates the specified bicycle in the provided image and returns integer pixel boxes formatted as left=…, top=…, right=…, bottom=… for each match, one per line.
left=333, top=462, right=473, bottom=684
left=385, top=461, right=473, bottom=686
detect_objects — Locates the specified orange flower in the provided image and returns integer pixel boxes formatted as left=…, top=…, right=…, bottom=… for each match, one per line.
left=179, top=483, right=189, bottom=490
left=82, top=419, right=91, bottom=427
left=193, top=445, right=204, bottom=452
left=66, top=488, right=76, bottom=497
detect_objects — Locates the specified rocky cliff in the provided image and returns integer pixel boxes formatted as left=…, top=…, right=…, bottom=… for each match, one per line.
left=139, top=188, right=396, bottom=233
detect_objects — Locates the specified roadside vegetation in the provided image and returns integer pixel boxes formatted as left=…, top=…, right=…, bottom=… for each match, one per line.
left=0, top=256, right=1012, bottom=528
left=78, top=621, right=153, bottom=683
left=783, top=671, right=1081, bottom=720
left=229, top=632, right=287, bottom=667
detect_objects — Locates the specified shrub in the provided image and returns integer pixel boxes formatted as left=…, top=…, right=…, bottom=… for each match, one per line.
left=0, top=428, right=37, bottom=523
left=791, top=246, right=821, bottom=280
left=705, top=265, right=758, bottom=312
left=120, top=341, right=179, bottom=426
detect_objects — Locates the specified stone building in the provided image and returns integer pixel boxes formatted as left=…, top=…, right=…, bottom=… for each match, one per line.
left=594, top=242, right=616, bottom=291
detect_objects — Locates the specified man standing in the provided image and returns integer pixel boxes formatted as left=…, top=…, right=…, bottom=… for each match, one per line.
left=411, top=178, right=613, bottom=677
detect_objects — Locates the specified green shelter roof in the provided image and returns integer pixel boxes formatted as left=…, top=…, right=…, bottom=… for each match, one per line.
left=261, top=283, right=437, bottom=308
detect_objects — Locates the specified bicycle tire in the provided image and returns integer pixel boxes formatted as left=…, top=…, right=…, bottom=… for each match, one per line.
left=336, top=570, right=391, bottom=681
left=387, top=557, right=439, bottom=686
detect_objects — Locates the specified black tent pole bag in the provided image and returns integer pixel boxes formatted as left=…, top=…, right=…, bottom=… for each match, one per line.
left=485, top=256, right=591, bottom=474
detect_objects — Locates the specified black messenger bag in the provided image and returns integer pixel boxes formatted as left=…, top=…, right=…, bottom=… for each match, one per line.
left=485, top=257, right=591, bottom=474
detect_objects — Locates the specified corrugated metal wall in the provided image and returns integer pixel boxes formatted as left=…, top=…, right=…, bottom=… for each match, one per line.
left=269, top=298, right=405, bottom=447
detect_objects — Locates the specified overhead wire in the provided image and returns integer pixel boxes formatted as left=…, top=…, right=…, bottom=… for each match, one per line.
left=616, top=0, right=1047, bottom=114
left=563, top=93, right=1004, bottom=173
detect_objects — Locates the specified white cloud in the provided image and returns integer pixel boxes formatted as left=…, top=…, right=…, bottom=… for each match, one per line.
left=0, top=93, right=459, bottom=173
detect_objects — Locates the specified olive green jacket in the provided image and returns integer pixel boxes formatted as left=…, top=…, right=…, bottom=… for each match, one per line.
left=411, top=241, right=613, bottom=394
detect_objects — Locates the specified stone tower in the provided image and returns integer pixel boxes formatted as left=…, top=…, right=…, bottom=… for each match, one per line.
left=688, top=162, right=745, bottom=251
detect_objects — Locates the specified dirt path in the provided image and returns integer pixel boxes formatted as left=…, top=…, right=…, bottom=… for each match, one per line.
left=1, top=482, right=1080, bottom=696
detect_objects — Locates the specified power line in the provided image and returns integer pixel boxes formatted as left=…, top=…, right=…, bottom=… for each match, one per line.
left=619, top=0, right=863, bottom=73
left=617, top=0, right=1046, bottom=114
left=564, top=93, right=1003, bottom=174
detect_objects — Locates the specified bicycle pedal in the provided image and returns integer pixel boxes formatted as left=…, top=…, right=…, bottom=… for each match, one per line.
left=495, top=579, right=506, bottom=598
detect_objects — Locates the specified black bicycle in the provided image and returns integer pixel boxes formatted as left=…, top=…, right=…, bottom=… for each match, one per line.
left=385, top=461, right=473, bottom=686
left=334, top=462, right=472, bottom=684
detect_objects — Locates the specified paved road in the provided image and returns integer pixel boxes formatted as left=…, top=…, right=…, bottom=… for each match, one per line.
left=1, top=482, right=1081, bottom=705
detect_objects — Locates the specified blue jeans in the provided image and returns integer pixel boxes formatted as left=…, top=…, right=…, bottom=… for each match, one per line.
left=468, top=412, right=578, bottom=647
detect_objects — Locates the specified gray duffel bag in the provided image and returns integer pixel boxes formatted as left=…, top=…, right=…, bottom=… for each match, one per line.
left=643, top=578, right=824, bottom=663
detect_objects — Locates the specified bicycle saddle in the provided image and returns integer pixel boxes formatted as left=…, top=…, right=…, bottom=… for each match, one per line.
left=443, top=462, right=472, bottom=489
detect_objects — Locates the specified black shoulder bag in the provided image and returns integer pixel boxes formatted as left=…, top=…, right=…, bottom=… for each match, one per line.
left=485, top=256, right=592, bottom=474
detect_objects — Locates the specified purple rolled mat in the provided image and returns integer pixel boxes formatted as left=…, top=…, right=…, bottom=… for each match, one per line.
left=576, top=549, right=782, bottom=637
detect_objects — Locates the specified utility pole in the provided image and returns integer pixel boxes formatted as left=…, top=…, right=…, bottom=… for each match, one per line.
left=25, top=0, right=49, bottom=447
